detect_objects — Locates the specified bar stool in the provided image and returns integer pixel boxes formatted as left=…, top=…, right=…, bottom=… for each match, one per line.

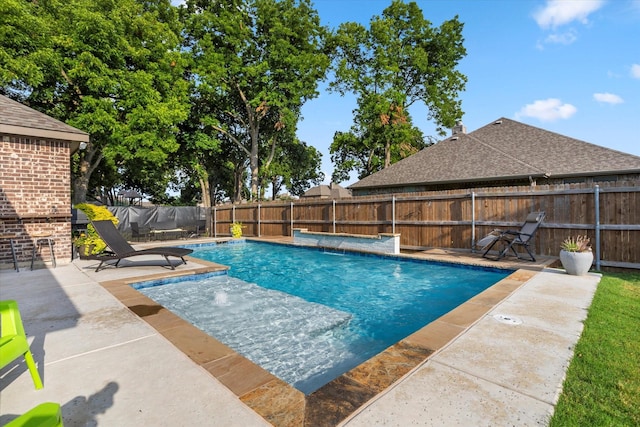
left=1, top=233, right=20, bottom=272
left=31, top=233, right=56, bottom=270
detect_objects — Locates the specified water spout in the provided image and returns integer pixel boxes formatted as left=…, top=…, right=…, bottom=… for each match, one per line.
left=214, top=291, right=229, bottom=306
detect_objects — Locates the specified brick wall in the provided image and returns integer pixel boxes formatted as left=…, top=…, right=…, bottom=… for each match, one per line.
left=1, top=135, right=72, bottom=269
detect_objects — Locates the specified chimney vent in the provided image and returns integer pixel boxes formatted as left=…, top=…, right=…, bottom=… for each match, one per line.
left=452, top=121, right=466, bottom=135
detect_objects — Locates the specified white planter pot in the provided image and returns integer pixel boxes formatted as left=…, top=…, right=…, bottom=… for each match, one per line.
left=559, top=250, right=594, bottom=275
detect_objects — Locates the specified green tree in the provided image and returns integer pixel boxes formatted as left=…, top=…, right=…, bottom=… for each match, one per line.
left=1, top=0, right=190, bottom=204
left=330, top=0, right=466, bottom=180
left=330, top=92, right=426, bottom=182
left=261, top=138, right=324, bottom=200
left=182, top=0, right=330, bottom=200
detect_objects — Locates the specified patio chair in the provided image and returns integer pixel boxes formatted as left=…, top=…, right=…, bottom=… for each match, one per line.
left=4, top=402, right=63, bottom=427
left=482, top=211, right=545, bottom=262
left=130, top=222, right=149, bottom=242
left=0, top=300, right=43, bottom=390
left=88, top=220, right=193, bottom=272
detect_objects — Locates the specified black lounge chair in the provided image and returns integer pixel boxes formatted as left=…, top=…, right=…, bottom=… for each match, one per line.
left=88, top=220, right=193, bottom=272
left=482, top=211, right=545, bottom=262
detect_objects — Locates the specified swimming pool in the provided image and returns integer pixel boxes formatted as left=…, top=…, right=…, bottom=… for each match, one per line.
left=134, top=240, right=511, bottom=394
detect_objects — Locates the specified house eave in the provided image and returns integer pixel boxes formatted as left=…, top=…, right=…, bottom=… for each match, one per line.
left=350, top=173, right=548, bottom=190
left=0, top=124, right=90, bottom=143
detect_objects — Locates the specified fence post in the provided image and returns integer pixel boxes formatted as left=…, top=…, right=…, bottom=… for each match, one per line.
left=594, top=185, right=601, bottom=271
left=213, top=207, right=217, bottom=238
left=332, top=200, right=336, bottom=234
left=290, top=202, right=294, bottom=237
left=471, top=191, right=476, bottom=252
left=392, top=195, right=396, bottom=234
left=232, top=205, right=235, bottom=225
left=258, top=204, right=261, bottom=237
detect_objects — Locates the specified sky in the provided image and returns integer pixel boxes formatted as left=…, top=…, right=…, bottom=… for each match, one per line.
left=296, top=0, right=640, bottom=186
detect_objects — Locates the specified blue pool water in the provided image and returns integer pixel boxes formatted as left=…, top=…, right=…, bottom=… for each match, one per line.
left=134, top=241, right=511, bottom=394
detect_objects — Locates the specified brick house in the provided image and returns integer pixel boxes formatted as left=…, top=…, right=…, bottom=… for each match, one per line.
left=0, top=95, right=89, bottom=269
left=350, top=118, right=640, bottom=195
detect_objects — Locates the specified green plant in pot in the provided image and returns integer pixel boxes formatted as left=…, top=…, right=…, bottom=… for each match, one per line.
left=559, top=235, right=593, bottom=275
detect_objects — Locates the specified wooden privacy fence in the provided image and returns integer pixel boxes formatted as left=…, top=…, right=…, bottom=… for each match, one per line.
left=212, top=182, right=640, bottom=271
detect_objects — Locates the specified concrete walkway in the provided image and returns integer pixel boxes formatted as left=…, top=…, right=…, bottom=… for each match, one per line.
left=0, top=260, right=270, bottom=426
left=1, top=256, right=600, bottom=426
left=342, top=270, right=599, bottom=426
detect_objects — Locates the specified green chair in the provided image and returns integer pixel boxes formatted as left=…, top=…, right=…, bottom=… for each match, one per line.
left=5, top=402, right=63, bottom=427
left=0, top=300, right=43, bottom=389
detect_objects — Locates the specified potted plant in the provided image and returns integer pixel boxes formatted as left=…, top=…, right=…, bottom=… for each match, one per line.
left=559, top=235, right=593, bottom=275
left=230, top=222, right=243, bottom=238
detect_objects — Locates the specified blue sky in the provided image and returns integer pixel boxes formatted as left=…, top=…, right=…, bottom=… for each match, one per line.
left=297, top=0, right=640, bottom=185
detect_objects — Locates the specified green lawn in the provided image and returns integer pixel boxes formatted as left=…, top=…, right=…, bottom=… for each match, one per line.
left=549, top=272, right=640, bottom=426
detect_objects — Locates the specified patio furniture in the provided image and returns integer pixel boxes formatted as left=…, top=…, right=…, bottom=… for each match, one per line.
left=482, top=211, right=545, bottom=262
left=1, top=233, right=20, bottom=272
left=130, top=222, right=150, bottom=242
left=31, top=234, right=56, bottom=270
left=0, top=300, right=43, bottom=389
left=149, top=220, right=186, bottom=240
left=88, top=220, right=193, bottom=272
left=4, top=402, right=63, bottom=427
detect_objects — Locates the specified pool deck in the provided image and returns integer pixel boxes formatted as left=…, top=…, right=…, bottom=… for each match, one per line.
left=0, top=237, right=601, bottom=426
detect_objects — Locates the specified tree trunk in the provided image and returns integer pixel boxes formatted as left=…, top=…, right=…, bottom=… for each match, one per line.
left=195, top=162, right=211, bottom=208
left=72, top=171, right=89, bottom=205
left=233, top=163, right=244, bottom=203
left=72, top=147, right=102, bottom=204
left=199, top=176, right=211, bottom=208
left=249, top=130, right=260, bottom=200
left=384, top=139, right=391, bottom=169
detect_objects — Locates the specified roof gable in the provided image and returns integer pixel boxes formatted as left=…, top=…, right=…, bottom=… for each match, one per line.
left=351, top=117, right=640, bottom=189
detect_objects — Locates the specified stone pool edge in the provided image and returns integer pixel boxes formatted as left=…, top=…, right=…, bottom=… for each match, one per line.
left=97, top=256, right=536, bottom=427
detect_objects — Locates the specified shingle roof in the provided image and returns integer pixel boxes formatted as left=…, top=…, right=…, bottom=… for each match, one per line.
left=350, top=117, right=640, bottom=189
left=303, top=183, right=352, bottom=198
left=0, top=95, right=89, bottom=142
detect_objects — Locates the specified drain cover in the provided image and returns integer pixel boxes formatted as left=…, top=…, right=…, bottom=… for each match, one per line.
left=493, top=314, right=523, bottom=325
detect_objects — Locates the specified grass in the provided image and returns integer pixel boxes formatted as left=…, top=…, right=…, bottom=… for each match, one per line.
left=549, top=272, right=640, bottom=426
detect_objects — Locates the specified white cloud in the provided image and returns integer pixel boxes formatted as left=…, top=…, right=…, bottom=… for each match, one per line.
left=631, top=64, right=640, bottom=79
left=543, top=29, right=578, bottom=45
left=515, top=98, right=577, bottom=122
left=593, top=93, right=624, bottom=104
left=534, top=0, right=605, bottom=29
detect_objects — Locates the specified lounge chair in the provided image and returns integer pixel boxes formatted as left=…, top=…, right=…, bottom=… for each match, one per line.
left=0, top=300, right=43, bottom=389
left=88, top=220, right=193, bottom=272
left=482, top=211, right=545, bottom=262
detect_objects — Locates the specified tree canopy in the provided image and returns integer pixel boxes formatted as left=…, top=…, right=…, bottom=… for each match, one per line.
left=1, top=0, right=466, bottom=204
left=181, top=0, right=330, bottom=202
left=329, top=0, right=466, bottom=181
left=1, top=0, right=190, bottom=204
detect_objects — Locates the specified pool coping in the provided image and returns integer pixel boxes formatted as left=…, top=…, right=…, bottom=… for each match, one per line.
left=96, top=245, right=539, bottom=427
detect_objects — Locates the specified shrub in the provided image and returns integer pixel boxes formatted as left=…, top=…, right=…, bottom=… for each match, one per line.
left=231, top=222, right=243, bottom=238
left=73, top=204, right=119, bottom=254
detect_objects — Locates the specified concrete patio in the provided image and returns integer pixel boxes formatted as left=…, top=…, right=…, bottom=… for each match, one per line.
left=0, top=245, right=600, bottom=426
